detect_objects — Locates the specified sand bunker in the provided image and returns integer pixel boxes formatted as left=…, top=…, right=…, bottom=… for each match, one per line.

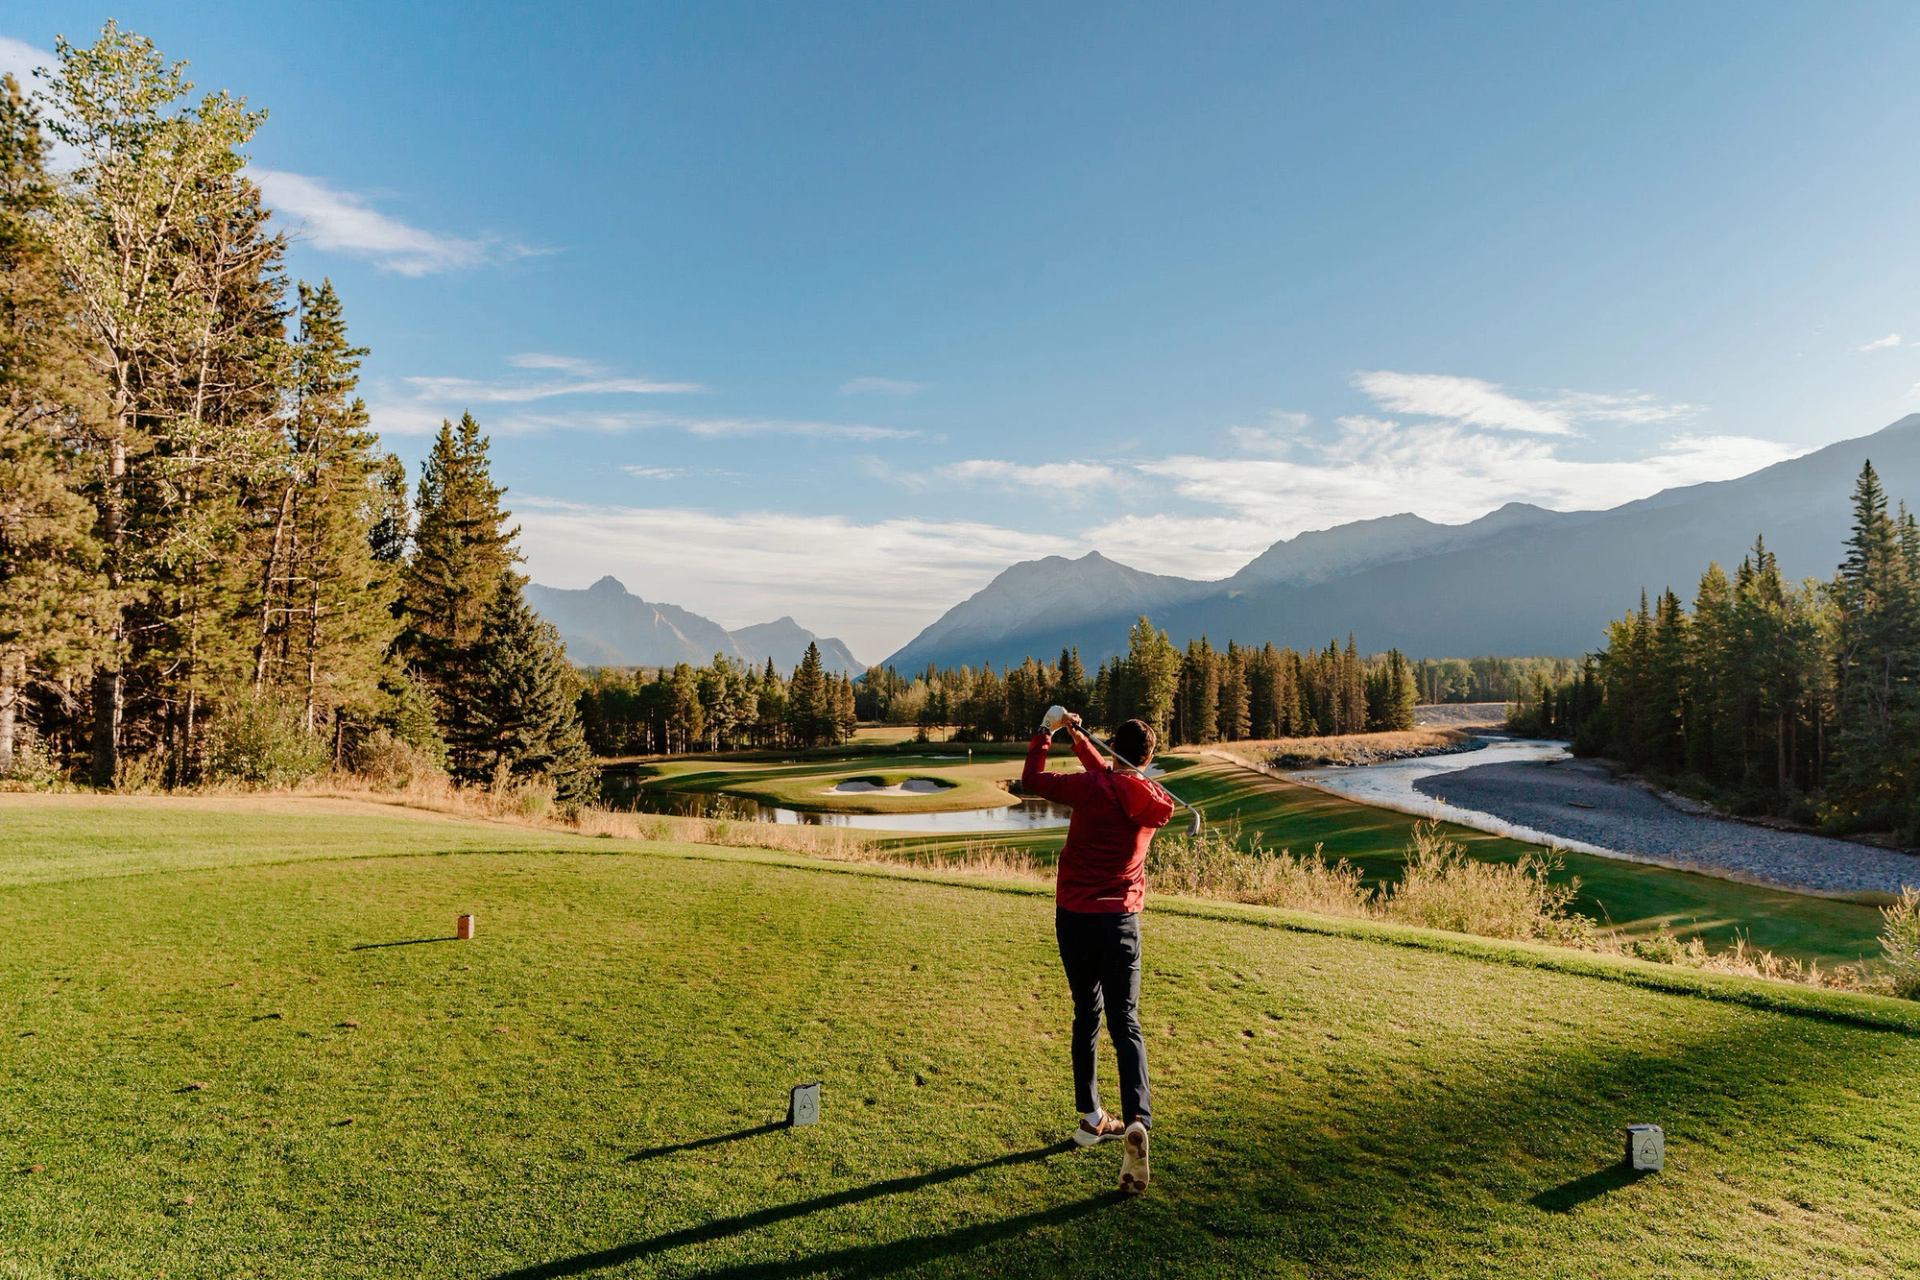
left=828, top=777, right=954, bottom=795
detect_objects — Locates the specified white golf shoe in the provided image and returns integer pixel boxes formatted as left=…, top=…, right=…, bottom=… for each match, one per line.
left=1118, top=1121, right=1150, bottom=1194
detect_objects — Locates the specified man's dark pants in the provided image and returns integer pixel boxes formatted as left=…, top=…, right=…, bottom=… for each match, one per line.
left=1055, top=906, right=1151, bottom=1128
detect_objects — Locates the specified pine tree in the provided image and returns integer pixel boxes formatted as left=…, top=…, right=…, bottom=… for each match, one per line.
left=1218, top=642, right=1252, bottom=740
left=459, top=574, right=595, bottom=804
left=1832, top=461, right=1916, bottom=821
left=0, top=74, right=106, bottom=773
left=1380, top=648, right=1417, bottom=731
left=787, top=642, right=826, bottom=746
left=831, top=673, right=858, bottom=744
left=255, top=280, right=397, bottom=750
left=1124, top=616, right=1180, bottom=740
left=755, top=657, right=787, bottom=746
left=400, top=413, right=520, bottom=770
left=1054, top=646, right=1088, bottom=712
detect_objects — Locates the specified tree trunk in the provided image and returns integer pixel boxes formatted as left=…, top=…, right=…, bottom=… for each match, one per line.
left=91, top=430, right=128, bottom=787
left=0, top=655, right=20, bottom=775
left=253, top=481, right=297, bottom=689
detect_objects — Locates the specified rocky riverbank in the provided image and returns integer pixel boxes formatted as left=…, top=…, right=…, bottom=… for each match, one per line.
left=1413, top=756, right=1920, bottom=898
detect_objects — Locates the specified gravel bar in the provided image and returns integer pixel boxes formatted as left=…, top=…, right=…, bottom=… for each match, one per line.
left=1414, top=757, right=1920, bottom=897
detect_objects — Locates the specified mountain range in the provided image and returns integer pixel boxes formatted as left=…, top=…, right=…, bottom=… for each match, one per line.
left=881, top=414, right=1920, bottom=671
left=526, top=577, right=864, bottom=675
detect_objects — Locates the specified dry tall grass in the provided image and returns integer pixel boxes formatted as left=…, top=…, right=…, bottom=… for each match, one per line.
left=1211, top=728, right=1471, bottom=770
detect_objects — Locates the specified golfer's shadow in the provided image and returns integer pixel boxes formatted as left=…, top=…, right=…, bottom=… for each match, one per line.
left=489, top=1139, right=1104, bottom=1280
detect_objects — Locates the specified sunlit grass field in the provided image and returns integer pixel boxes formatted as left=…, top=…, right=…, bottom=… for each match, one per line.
left=871, top=753, right=1888, bottom=966
left=4, top=794, right=1918, bottom=1278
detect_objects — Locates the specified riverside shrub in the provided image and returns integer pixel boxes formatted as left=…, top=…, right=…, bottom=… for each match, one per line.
left=1881, top=888, right=1920, bottom=999
left=1379, top=822, right=1592, bottom=944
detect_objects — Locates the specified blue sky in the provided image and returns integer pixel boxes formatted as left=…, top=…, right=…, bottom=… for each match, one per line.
left=8, top=2, right=1920, bottom=660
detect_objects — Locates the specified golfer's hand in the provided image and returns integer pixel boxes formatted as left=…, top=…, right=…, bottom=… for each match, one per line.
left=1040, top=705, right=1069, bottom=734
left=1064, top=712, right=1084, bottom=733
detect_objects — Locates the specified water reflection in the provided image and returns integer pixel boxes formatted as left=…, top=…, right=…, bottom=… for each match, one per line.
left=600, top=772, right=1072, bottom=832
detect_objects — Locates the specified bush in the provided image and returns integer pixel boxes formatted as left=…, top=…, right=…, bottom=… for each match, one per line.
left=1379, top=822, right=1591, bottom=944
left=1880, top=888, right=1920, bottom=1000
left=114, top=749, right=168, bottom=794
left=202, top=694, right=330, bottom=790
left=485, top=762, right=555, bottom=820
left=1149, top=823, right=1369, bottom=918
left=0, top=734, right=63, bottom=790
left=1627, top=929, right=1686, bottom=965
left=349, top=728, right=449, bottom=792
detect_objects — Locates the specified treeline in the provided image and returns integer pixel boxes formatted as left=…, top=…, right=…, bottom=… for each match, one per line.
left=1510, top=462, right=1920, bottom=836
left=577, top=645, right=857, bottom=755
left=0, top=27, right=592, bottom=801
left=854, top=620, right=1420, bottom=746
left=1412, top=656, right=1576, bottom=705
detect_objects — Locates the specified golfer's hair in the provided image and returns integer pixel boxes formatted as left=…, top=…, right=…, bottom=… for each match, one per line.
left=1113, top=718, right=1155, bottom=768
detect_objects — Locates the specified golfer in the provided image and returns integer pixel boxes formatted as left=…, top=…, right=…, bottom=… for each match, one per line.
left=1023, top=706, right=1174, bottom=1194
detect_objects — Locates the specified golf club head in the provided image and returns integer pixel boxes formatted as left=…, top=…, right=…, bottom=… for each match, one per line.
left=1187, top=809, right=1203, bottom=837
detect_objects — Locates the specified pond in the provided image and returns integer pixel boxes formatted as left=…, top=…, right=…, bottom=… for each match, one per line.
left=600, top=771, right=1073, bottom=832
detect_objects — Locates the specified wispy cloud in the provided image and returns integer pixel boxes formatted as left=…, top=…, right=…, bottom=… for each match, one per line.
left=1146, top=417, right=1803, bottom=544
left=1227, top=410, right=1312, bottom=455
left=1541, top=389, right=1704, bottom=425
left=621, top=465, right=686, bottom=480
left=649, top=413, right=916, bottom=441
left=1354, top=370, right=1574, bottom=435
left=0, top=37, right=50, bottom=86
left=368, top=356, right=716, bottom=438
left=509, top=352, right=605, bottom=375
left=939, top=459, right=1120, bottom=491
left=401, top=373, right=703, bottom=402
left=516, top=500, right=1075, bottom=659
left=1352, top=371, right=1699, bottom=436
left=839, top=376, right=925, bottom=397
left=0, top=37, right=81, bottom=169
left=252, top=168, right=543, bottom=276
left=371, top=403, right=917, bottom=442
left=1861, top=333, right=1905, bottom=352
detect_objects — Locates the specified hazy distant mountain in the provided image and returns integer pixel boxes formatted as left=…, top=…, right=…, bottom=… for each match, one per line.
left=882, top=415, right=1920, bottom=669
left=728, top=617, right=864, bottom=677
left=885, top=551, right=1209, bottom=673
left=1226, top=502, right=1568, bottom=588
left=527, top=577, right=862, bottom=674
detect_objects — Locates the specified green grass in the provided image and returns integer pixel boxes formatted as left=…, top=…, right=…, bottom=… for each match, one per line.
left=1153, top=757, right=1890, bottom=967
left=628, top=750, right=1037, bottom=814
left=4, top=794, right=1919, bottom=1278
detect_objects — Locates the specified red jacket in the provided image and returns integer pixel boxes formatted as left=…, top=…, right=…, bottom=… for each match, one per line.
left=1023, top=728, right=1174, bottom=913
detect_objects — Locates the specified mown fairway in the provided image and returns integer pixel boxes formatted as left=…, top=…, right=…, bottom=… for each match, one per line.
left=5, top=795, right=1918, bottom=1278
left=879, top=754, right=1889, bottom=966
left=621, top=749, right=1035, bottom=814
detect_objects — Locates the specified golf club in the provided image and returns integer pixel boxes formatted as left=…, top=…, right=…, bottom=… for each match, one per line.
left=1044, top=706, right=1204, bottom=836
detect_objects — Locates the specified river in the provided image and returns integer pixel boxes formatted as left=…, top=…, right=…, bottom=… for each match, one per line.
left=1294, top=735, right=1920, bottom=897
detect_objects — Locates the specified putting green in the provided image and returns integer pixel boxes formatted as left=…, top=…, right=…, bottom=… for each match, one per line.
left=3, top=794, right=1918, bottom=1278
